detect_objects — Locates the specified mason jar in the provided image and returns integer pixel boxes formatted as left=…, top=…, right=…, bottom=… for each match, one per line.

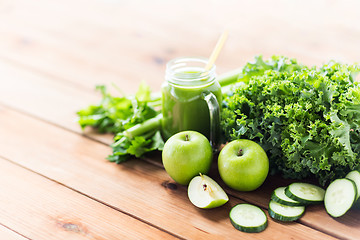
left=161, top=57, right=222, bottom=147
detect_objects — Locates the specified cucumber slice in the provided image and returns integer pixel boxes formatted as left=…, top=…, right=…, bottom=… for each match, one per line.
left=271, top=187, right=304, bottom=206
left=324, top=178, right=357, bottom=218
left=345, top=170, right=360, bottom=201
left=285, top=183, right=325, bottom=204
left=268, top=200, right=305, bottom=222
left=229, top=204, right=267, bottom=233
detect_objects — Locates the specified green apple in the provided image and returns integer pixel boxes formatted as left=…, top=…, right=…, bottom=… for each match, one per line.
left=218, top=139, right=269, bottom=191
left=188, top=174, right=229, bottom=208
left=162, top=131, right=213, bottom=185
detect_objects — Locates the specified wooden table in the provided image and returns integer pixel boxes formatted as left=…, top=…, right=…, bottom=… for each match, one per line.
left=1, top=0, right=359, bottom=239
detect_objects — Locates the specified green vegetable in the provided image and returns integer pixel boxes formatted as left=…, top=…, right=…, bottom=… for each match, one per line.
left=109, top=114, right=164, bottom=163
left=77, top=83, right=164, bottom=162
left=345, top=169, right=360, bottom=201
left=284, top=183, right=325, bottom=204
left=229, top=204, right=268, bottom=233
left=77, top=84, right=161, bottom=134
left=221, top=56, right=360, bottom=185
left=324, top=178, right=357, bottom=217
left=271, top=187, right=303, bottom=206
left=268, top=200, right=305, bottom=222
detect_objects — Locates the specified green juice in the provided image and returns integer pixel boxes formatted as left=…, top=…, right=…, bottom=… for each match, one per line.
left=161, top=67, right=222, bottom=143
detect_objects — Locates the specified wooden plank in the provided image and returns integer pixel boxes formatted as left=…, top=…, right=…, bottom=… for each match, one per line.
left=0, top=225, right=27, bottom=240
left=1, top=0, right=360, bottom=94
left=0, top=106, right=336, bottom=239
left=0, top=157, right=177, bottom=240
left=0, top=0, right=168, bottom=93
left=0, top=60, right=113, bottom=145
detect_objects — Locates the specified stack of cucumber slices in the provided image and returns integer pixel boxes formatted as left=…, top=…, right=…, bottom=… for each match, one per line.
left=269, top=183, right=325, bottom=222
left=269, top=169, right=360, bottom=222
left=228, top=181, right=327, bottom=233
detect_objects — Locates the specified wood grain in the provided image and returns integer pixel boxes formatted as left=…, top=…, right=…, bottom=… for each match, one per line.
left=0, top=157, right=177, bottom=240
left=0, top=106, right=336, bottom=239
left=1, top=0, right=360, bottom=94
left=0, top=59, right=113, bottom=145
left=0, top=226, right=27, bottom=240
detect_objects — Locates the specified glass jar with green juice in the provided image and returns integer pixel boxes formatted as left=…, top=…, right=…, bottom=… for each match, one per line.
left=161, top=57, right=221, bottom=147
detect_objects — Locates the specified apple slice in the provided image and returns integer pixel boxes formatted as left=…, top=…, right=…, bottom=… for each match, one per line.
left=188, top=174, right=229, bottom=209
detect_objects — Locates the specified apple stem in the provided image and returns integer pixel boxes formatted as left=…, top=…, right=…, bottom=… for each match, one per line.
left=237, top=149, right=243, bottom=157
left=185, top=134, right=190, bottom=141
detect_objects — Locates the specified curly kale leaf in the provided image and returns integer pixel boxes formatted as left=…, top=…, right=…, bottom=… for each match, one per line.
left=221, top=56, right=360, bottom=185
left=237, top=55, right=305, bottom=84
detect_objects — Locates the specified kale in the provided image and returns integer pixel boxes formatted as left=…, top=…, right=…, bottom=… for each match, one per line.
left=221, top=56, right=360, bottom=185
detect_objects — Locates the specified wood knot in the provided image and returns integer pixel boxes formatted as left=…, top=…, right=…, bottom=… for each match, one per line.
left=55, top=217, right=88, bottom=235
left=161, top=181, right=178, bottom=190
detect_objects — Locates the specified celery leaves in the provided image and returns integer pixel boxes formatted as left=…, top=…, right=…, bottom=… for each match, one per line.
left=77, top=84, right=163, bottom=162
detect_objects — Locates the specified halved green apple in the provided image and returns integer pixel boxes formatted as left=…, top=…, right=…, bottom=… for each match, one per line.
left=187, top=174, right=229, bottom=209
